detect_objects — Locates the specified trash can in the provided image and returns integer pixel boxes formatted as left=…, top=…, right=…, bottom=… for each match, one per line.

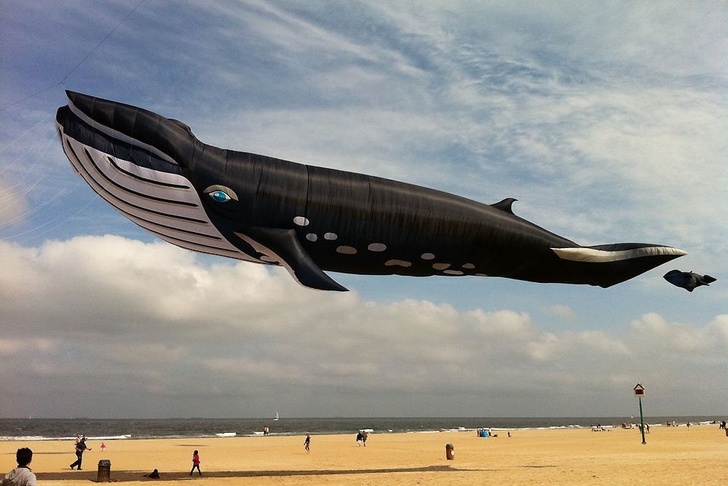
left=445, top=443, right=454, bottom=460
left=97, top=459, right=111, bottom=482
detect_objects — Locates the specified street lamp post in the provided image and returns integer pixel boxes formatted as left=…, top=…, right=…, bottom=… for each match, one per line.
left=634, top=383, right=646, bottom=445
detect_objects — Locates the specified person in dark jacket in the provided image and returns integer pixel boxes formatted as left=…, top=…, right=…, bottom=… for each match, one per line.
left=70, top=435, right=91, bottom=470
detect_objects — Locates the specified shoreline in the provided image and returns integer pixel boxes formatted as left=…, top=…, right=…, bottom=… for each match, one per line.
left=1, top=415, right=720, bottom=442
left=3, top=424, right=727, bottom=485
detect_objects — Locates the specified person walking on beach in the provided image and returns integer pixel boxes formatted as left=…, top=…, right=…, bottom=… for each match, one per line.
left=70, top=435, right=91, bottom=470
left=189, top=450, right=201, bottom=476
left=3, top=447, right=36, bottom=486
left=304, top=434, right=311, bottom=452
left=356, top=430, right=368, bottom=446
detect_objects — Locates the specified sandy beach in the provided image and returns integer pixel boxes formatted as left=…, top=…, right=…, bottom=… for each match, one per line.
left=2, top=425, right=726, bottom=485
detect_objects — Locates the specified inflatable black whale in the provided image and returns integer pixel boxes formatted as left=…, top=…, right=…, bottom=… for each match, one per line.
left=56, top=91, right=685, bottom=291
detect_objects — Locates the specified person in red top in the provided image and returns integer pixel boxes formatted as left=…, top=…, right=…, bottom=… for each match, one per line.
left=189, top=450, right=201, bottom=476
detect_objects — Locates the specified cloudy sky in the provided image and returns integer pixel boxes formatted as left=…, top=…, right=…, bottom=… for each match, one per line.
left=1, top=1, right=726, bottom=419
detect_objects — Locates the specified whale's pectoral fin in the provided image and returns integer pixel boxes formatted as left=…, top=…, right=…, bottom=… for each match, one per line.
left=236, top=228, right=348, bottom=292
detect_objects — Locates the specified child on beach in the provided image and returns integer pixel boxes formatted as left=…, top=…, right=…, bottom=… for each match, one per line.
left=189, top=450, right=201, bottom=476
left=3, top=447, right=36, bottom=486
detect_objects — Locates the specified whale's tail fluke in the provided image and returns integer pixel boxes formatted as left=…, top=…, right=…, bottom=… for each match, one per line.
left=663, top=269, right=716, bottom=292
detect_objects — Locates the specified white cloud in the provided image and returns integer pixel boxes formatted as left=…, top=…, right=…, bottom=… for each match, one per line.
left=1, top=237, right=725, bottom=417
left=631, top=312, right=728, bottom=355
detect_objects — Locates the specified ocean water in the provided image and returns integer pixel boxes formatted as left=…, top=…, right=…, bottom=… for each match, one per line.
left=0, top=416, right=720, bottom=441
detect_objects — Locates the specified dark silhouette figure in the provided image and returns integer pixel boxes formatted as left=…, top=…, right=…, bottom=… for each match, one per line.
left=70, top=435, right=91, bottom=470
left=3, top=447, right=36, bottom=485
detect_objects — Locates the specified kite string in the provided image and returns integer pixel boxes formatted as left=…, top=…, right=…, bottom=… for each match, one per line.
left=1, top=0, right=146, bottom=242
left=60, top=0, right=147, bottom=86
left=0, top=124, right=71, bottom=229
left=0, top=0, right=147, bottom=113
left=0, top=111, right=54, bottom=161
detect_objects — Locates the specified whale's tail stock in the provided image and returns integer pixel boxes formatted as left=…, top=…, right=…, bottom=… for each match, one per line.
left=551, top=243, right=687, bottom=288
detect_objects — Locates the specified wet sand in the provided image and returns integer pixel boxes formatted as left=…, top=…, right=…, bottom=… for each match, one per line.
left=2, top=424, right=727, bottom=485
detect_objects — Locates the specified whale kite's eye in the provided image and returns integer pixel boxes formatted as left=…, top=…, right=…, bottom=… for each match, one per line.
left=204, top=185, right=238, bottom=203
left=209, top=190, right=231, bottom=202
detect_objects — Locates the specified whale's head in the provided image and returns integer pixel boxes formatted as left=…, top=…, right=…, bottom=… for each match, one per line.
left=56, top=91, right=260, bottom=262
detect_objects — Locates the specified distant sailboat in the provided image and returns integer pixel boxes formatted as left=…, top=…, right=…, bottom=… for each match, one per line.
left=274, top=411, right=279, bottom=421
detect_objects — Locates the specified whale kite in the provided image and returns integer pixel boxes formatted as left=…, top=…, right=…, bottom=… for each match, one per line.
left=55, top=91, right=686, bottom=291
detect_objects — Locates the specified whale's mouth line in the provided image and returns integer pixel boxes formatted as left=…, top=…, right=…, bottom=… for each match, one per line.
left=57, top=123, right=259, bottom=262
